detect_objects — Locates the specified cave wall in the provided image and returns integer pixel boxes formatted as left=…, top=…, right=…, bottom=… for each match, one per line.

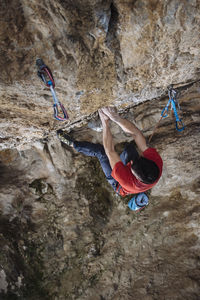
left=0, top=0, right=200, bottom=148
left=0, top=83, right=200, bottom=299
left=0, top=0, right=200, bottom=299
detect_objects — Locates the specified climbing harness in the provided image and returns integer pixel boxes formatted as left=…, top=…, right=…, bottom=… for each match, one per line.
left=149, top=85, right=184, bottom=143
left=128, top=193, right=149, bottom=211
left=36, top=59, right=68, bottom=121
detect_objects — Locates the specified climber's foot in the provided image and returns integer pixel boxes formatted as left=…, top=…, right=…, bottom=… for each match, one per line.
left=57, top=129, right=74, bottom=147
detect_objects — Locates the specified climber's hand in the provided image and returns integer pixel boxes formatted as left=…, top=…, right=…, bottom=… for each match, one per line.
left=101, top=106, right=119, bottom=122
left=98, top=109, right=109, bottom=125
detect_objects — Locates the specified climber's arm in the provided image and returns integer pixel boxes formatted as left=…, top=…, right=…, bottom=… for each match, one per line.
left=101, top=107, right=148, bottom=153
left=99, top=109, right=121, bottom=169
left=102, top=121, right=121, bottom=169
left=113, top=117, right=147, bottom=153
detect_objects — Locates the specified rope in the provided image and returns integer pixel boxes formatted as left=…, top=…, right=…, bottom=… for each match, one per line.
left=148, top=115, right=164, bottom=143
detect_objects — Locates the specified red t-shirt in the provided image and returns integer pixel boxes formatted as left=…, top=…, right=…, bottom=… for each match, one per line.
left=111, top=148, right=163, bottom=197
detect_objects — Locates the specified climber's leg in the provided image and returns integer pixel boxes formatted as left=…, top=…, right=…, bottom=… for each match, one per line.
left=74, top=141, right=118, bottom=191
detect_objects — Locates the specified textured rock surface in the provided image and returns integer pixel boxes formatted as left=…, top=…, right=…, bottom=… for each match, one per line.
left=0, top=0, right=200, bottom=299
left=0, top=0, right=200, bottom=148
left=0, top=83, right=200, bottom=299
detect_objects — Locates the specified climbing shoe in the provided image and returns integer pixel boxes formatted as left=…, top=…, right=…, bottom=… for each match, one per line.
left=57, top=129, right=74, bottom=147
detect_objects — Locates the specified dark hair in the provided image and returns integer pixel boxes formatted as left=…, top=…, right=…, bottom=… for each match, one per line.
left=131, top=157, right=159, bottom=184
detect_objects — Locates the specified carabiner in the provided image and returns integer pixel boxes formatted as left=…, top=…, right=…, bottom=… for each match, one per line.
left=36, top=59, right=55, bottom=88
left=50, top=85, right=68, bottom=121
left=176, top=119, right=185, bottom=132
left=53, top=103, right=68, bottom=121
left=161, top=104, right=169, bottom=118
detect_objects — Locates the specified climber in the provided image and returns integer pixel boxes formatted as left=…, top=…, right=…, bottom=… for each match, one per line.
left=57, top=106, right=163, bottom=197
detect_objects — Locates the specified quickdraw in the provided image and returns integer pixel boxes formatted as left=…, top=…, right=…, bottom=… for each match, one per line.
left=148, top=85, right=185, bottom=143
left=36, top=59, right=68, bottom=121
left=161, top=85, right=184, bottom=132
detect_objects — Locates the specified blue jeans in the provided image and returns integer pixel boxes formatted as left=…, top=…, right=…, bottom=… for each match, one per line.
left=73, top=141, right=139, bottom=192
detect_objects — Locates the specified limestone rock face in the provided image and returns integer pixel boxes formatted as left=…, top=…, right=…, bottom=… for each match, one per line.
left=0, top=0, right=200, bottom=148
left=0, top=0, right=200, bottom=299
left=0, top=83, right=200, bottom=299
